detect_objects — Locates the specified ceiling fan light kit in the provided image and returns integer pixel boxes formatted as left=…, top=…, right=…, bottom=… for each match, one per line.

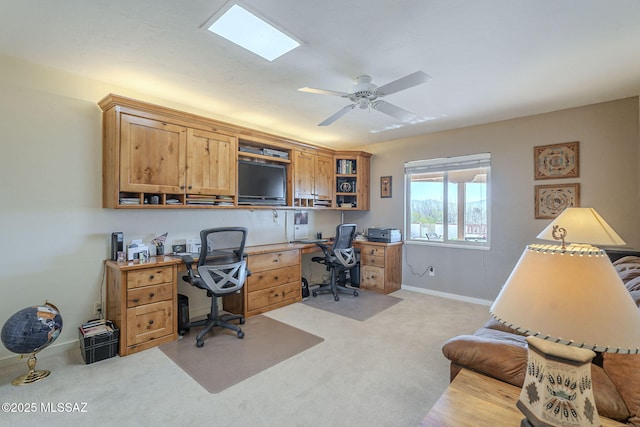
left=299, top=71, right=431, bottom=126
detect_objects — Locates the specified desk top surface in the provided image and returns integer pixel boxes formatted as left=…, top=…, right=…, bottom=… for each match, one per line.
left=106, top=239, right=402, bottom=270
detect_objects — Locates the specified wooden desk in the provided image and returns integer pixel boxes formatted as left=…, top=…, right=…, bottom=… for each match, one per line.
left=419, top=369, right=625, bottom=427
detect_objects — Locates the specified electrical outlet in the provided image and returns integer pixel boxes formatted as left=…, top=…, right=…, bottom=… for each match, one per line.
left=93, top=301, right=103, bottom=316
left=428, top=266, right=435, bottom=277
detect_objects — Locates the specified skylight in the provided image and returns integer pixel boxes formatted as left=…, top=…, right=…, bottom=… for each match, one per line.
left=207, top=4, right=300, bottom=61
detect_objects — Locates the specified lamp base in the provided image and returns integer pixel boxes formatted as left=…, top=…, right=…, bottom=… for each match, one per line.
left=11, top=354, right=50, bottom=386
left=518, top=336, right=600, bottom=427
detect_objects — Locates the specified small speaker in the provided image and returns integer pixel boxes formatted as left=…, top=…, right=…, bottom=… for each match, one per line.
left=301, top=277, right=310, bottom=298
left=111, top=232, right=123, bottom=261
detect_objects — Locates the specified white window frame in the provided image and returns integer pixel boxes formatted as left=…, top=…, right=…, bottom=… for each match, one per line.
left=404, top=153, right=491, bottom=249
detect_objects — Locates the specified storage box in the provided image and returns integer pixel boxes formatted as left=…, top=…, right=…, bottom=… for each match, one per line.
left=79, top=321, right=119, bottom=364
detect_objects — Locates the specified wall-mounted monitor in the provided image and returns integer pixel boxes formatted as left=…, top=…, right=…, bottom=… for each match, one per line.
left=238, top=160, right=287, bottom=205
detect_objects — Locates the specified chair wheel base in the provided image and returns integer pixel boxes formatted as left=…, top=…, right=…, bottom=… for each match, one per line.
left=237, top=330, right=245, bottom=339
left=312, top=291, right=317, bottom=297
left=196, top=339, right=204, bottom=348
left=334, top=295, right=339, bottom=301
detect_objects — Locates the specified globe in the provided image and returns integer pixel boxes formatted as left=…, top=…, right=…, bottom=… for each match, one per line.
left=1, top=302, right=63, bottom=385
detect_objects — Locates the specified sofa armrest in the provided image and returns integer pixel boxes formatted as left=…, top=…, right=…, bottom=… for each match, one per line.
left=442, top=334, right=528, bottom=387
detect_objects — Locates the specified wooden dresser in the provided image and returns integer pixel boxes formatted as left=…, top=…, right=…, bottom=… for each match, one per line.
left=105, top=258, right=178, bottom=356
left=355, top=241, right=403, bottom=294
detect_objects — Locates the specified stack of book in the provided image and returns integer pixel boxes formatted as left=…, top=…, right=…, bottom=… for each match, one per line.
left=79, top=319, right=114, bottom=337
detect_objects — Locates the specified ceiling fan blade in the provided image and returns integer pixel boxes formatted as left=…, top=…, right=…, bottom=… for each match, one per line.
left=318, top=104, right=356, bottom=126
left=298, top=87, right=349, bottom=97
left=376, top=71, right=431, bottom=96
left=372, top=100, right=417, bottom=122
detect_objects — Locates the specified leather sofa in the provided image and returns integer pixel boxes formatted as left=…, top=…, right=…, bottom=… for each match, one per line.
left=442, top=255, right=640, bottom=425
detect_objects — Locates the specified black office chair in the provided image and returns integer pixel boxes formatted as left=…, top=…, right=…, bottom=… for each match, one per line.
left=311, top=223, right=359, bottom=301
left=181, top=227, right=249, bottom=347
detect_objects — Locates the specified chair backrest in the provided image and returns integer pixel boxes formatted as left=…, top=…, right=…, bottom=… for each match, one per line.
left=331, top=224, right=357, bottom=268
left=332, top=223, right=357, bottom=251
left=196, top=227, right=248, bottom=294
left=197, top=227, right=248, bottom=267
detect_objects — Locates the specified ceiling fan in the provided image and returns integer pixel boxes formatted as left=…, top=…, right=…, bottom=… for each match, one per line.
left=298, top=71, right=431, bottom=126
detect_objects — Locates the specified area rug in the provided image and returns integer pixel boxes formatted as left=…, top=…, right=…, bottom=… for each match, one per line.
left=159, top=315, right=323, bottom=393
left=302, top=288, right=401, bottom=321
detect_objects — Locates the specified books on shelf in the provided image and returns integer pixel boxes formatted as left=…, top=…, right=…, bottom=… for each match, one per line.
left=80, top=319, right=114, bottom=337
left=336, top=159, right=357, bottom=174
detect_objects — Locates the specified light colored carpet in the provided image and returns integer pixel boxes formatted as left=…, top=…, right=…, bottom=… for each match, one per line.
left=159, top=315, right=324, bottom=393
left=302, top=287, right=401, bottom=321
left=0, top=290, right=490, bottom=427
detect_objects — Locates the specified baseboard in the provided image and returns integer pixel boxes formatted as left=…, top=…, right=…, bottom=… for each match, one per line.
left=0, top=339, right=79, bottom=370
left=401, top=285, right=493, bottom=306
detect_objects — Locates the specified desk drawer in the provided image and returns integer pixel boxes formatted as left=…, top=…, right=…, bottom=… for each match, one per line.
left=125, top=300, right=174, bottom=346
left=360, top=245, right=385, bottom=257
left=361, top=265, right=385, bottom=290
left=361, top=253, right=385, bottom=267
left=247, top=281, right=300, bottom=312
left=249, top=249, right=299, bottom=272
left=127, top=266, right=174, bottom=289
left=127, top=283, right=173, bottom=308
left=247, top=265, right=300, bottom=292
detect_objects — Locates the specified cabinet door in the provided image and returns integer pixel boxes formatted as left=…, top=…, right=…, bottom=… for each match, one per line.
left=294, top=150, right=315, bottom=199
left=186, top=129, right=237, bottom=195
left=314, top=154, right=334, bottom=200
left=120, top=114, right=186, bottom=193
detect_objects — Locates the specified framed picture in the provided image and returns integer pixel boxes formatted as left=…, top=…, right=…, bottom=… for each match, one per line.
left=380, top=176, right=392, bottom=198
left=534, top=141, right=579, bottom=180
left=535, top=183, right=580, bottom=219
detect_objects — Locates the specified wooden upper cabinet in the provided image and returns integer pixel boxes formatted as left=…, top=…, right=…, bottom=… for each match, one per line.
left=314, top=154, right=334, bottom=201
left=120, top=114, right=187, bottom=193
left=293, top=150, right=315, bottom=199
left=293, top=150, right=334, bottom=207
left=186, top=129, right=237, bottom=196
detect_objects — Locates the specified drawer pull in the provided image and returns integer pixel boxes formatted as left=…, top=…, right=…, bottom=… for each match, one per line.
left=274, top=276, right=279, bottom=281
left=149, top=275, right=155, bottom=280
left=148, top=320, right=154, bottom=325
left=132, top=298, right=140, bottom=303
left=370, top=250, right=375, bottom=254
left=149, top=293, right=155, bottom=298
left=273, top=258, right=279, bottom=263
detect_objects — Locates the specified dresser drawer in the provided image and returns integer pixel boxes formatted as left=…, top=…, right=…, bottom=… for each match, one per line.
left=127, top=283, right=173, bottom=308
left=125, top=300, right=174, bottom=346
left=360, top=245, right=385, bottom=257
left=361, top=265, right=385, bottom=290
left=126, top=266, right=174, bottom=289
left=247, top=265, right=300, bottom=292
left=361, top=253, right=385, bottom=267
left=247, top=281, right=300, bottom=312
left=248, top=249, right=299, bottom=272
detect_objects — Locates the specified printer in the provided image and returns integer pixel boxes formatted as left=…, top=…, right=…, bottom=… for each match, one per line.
left=367, top=228, right=402, bottom=243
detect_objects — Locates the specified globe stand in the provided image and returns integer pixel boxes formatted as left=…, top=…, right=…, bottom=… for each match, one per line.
left=12, top=353, right=50, bottom=386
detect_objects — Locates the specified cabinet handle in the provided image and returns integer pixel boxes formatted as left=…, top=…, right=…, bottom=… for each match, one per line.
left=188, top=185, right=192, bottom=190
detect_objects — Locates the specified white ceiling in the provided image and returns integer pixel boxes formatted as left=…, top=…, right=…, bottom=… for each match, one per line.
left=2, top=1, right=640, bottom=149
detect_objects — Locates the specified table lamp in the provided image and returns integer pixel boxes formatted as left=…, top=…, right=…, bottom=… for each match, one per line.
left=490, top=207, right=640, bottom=427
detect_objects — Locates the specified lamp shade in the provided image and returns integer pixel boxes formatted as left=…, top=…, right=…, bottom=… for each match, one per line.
left=536, top=207, right=626, bottom=246
left=491, top=244, right=640, bottom=354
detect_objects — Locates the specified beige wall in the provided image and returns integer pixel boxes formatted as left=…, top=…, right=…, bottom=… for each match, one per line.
left=346, top=97, right=640, bottom=301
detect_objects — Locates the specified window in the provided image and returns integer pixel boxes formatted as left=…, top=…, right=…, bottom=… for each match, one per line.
left=404, top=153, right=490, bottom=248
